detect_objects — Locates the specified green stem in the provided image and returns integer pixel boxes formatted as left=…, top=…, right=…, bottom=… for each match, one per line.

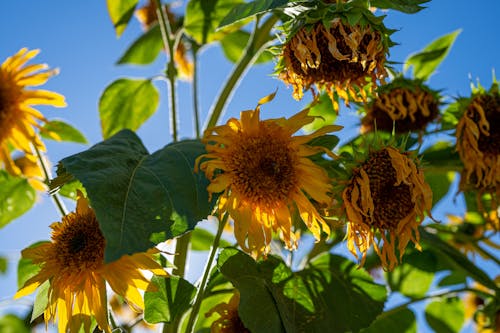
left=154, top=0, right=178, bottom=142
left=173, top=232, right=191, bottom=277
left=204, top=14, right=278, bottom=130
left=185, top=213, right=229, bottom=333
left=33, top=145, right=67, bottom=217
left=192, top=44, right=201, bottom=139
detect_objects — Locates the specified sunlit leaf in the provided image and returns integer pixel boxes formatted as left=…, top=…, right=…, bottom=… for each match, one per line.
left=0, top=257, right=6, bottom=274
left=17, top=241, right=48, bottom=288
left=220, top=30, right=273, bottom=64
left=144, top=276, right=196, bottom=325
left=32, top=280, right=50, bottom=323
left=303, top=93, right=338, bottom=133
left=404, top=30, right=461, bottom=81
left=218, top=249, right=387, bottom=333
left=117, top=24, right=164, bottom=65
left=0, top=314, right=29, bottom=333
left=370, top=0, right=430, bottom=14
left=0, top=171, right=36, bottom=229
left=99, top=78, right=159, bottom=139
left=106, top=0, right=139, bottom=37
left=218, top=0, right=288, bottom=29
left=51, top=130, right=212, bottom=262
left=40, top=120, right=88, bottom=144
left=57, top=179, right=87, bottom=200
left=361, top=308, right=416, bottom=333
left=184, top=0, right=245, bottom=45
left=191, top=228, right=232, bottom=251
left=425, top=297, right=465, bottom=333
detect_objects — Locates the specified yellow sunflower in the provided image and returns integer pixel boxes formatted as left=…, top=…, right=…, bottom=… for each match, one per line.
left=361, top=77, right=441, bottom=134
left=342, top=146, right=432, bottom=270
left=15, top=191, right=167, bottom=333
left=0, top=48, right=65, bottom=176
left=455, top=80, right=500, bottom=228
left=276, top=1, right=392, bottom=110
left=205, top=291, right=250, bottom=333
left=196, top=94, right=341, bottom=258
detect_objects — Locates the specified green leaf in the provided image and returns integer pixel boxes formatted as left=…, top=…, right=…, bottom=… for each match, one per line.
left=0, top=170, right=36, bottom=229
left=144, top=276, right=196, bottom=325
left=420, top=228, right=497, bottom=291
left=40, top=120, right=88, bottom=144
left=387, top=249, right=437, bottom=298
left=17, top=241, right=48, bottom=288
left=404, top=30, right=461, bottom=81
left=0, top=314, right=30, bottom=333
left=303, top=93, right=338, bottom=133
left=99, top=78, right=159, bottom=139
left=106, top=0, right=139, bottom=37
left=0, top=257, right=7, bottom=274
left=218, top=0, right=288, bottom=29
left=218, top=249, right=387, bottom=333
left=191, top=228, right=232, bottom=251
left=117, top=24, right=164, bottom=65
left=32, top=280, right=50, bottom=323
left=437, top=271, right=467, bottom=287
left=425, top=297, right=465, bottom=333
left=57, top=179, right=87, bottom=200
left=370, top=0, right=430, bottom=14
left=425, top=171, right=456, bottom=207
left=361, top=308, right=416, bottom=333
left=51, top=130, right=212, bottom=262
left=422, top=141, right=462, bottom=169
left=220, top=30, right=273, bottom=64
left=184, top=0, right=245, bottom=45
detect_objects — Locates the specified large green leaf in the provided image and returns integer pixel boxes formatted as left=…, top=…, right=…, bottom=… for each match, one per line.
left=361, top=308, right=416, bottom=333
left=99, top=78, right=159, bottom=139
left=425, top=297, right=465, bottom=333
left=425, top=171, right=455, bottom=207
left=106, top=0, right=139, bottom=37
left=220, top=30, right=273, bottom=64
left=0, top=170, right=36, bottom=229
left=404, top=30, right=461, bottom=81
left=0, top=314, right=30, bottom=333
left=218, top=249, right=387, bottom=333
left=184, top=0, right=245, bottom=45
left=17, top=241, right=48, bottom=288
left=370, top=0, right=430, bottom=14
left=50, top=130, right=212, bottom=262
left=303, top=92, right=338, bottom=133
left=40, top=119, right=88, bottom=144
left=218, top=0, right=288, bottom=29
left=144, top=276, right=196, bottom=326
left=117, top=24, right=164, bottom=65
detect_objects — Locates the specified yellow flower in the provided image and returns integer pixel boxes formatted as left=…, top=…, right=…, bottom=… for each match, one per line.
left=13, top=154, right=46, bottom=191
left=276, top=3, right=392, bottom=110
left=197, top=95, right=341, bottom=258
left=205, top=291, right=250, bottom=333
left=0, top=48, right=65, bottom=176
left=361, top=77, right=440, bottom=134
left=342, top=146, right=432, bottom=270
left=15, top=191, right=167, bottom=333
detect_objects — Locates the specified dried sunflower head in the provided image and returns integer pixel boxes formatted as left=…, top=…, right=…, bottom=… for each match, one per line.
left=338, top=143, right=432, bottom=270
left=275, top=0, right=394, bottom=110
left=361, top=77, right=441, bottom=134
left=455, top=78, right=500, bottom=229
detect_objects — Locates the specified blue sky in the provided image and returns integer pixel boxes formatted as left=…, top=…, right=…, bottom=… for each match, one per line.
left=1, top=0, right=499, bottom=330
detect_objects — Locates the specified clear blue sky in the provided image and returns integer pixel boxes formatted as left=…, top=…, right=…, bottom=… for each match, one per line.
left=1, top=1, right=499, bottom=331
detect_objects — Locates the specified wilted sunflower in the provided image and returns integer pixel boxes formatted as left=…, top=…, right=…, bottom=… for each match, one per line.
left=15, top=191, right=167, bottom=333
left=135, top=0, right=193, bottom=80
left=361, top=77, right=441, bottom=134
left=341, top=146, right=432, bottom=270
left=0, top=48, right=65, bottom=176
left=463, top=279, right=500, bottom=333
left=276, top=1, right=392, bottom=110
left=205, top=291, right=250, bottom=333
left=455, top=79, right=500, bottom=228
left=196, top=94, right=341, bottom=258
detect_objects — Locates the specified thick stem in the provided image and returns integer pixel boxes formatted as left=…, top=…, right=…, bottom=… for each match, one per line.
left=203, top=15, right=278, bottom=130
left=184, top=214, right=228, bottom=333
left=33, top=145, right=67, bottom=217
left=173, top=232, right=191, bottom=277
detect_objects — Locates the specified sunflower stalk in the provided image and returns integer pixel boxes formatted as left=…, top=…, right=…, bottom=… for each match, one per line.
left=184, top=213, right=228, bottom=333
left=204, top=14, right=278, bottom=130
left=192, top=43, right=201, bottom=138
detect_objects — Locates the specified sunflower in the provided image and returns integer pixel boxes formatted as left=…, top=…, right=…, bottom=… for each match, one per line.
left=205, top=291, right=250, bottom=333
left=135, top=0, right=194, bottom=80
left=455, top=80, right=500, bottom=228
left=276, top=1, right=392, bottom=110
left=15, top=191, right=167, bottom=333
left=361, top=77, right=441, bottom=134
left=0, top=48, right=65, bottom=176
left=196, top=94, right=341, bottom=258
left=341, top=146, right=432, bottom=270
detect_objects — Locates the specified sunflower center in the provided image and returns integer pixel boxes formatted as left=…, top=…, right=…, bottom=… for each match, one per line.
left=227, top=127, right=297, bottom=207
left=363, top=150, right=414, bottom=229
left=474, top=94, right=500, bottom=156
left=53, top=210, right=105, bottom=271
